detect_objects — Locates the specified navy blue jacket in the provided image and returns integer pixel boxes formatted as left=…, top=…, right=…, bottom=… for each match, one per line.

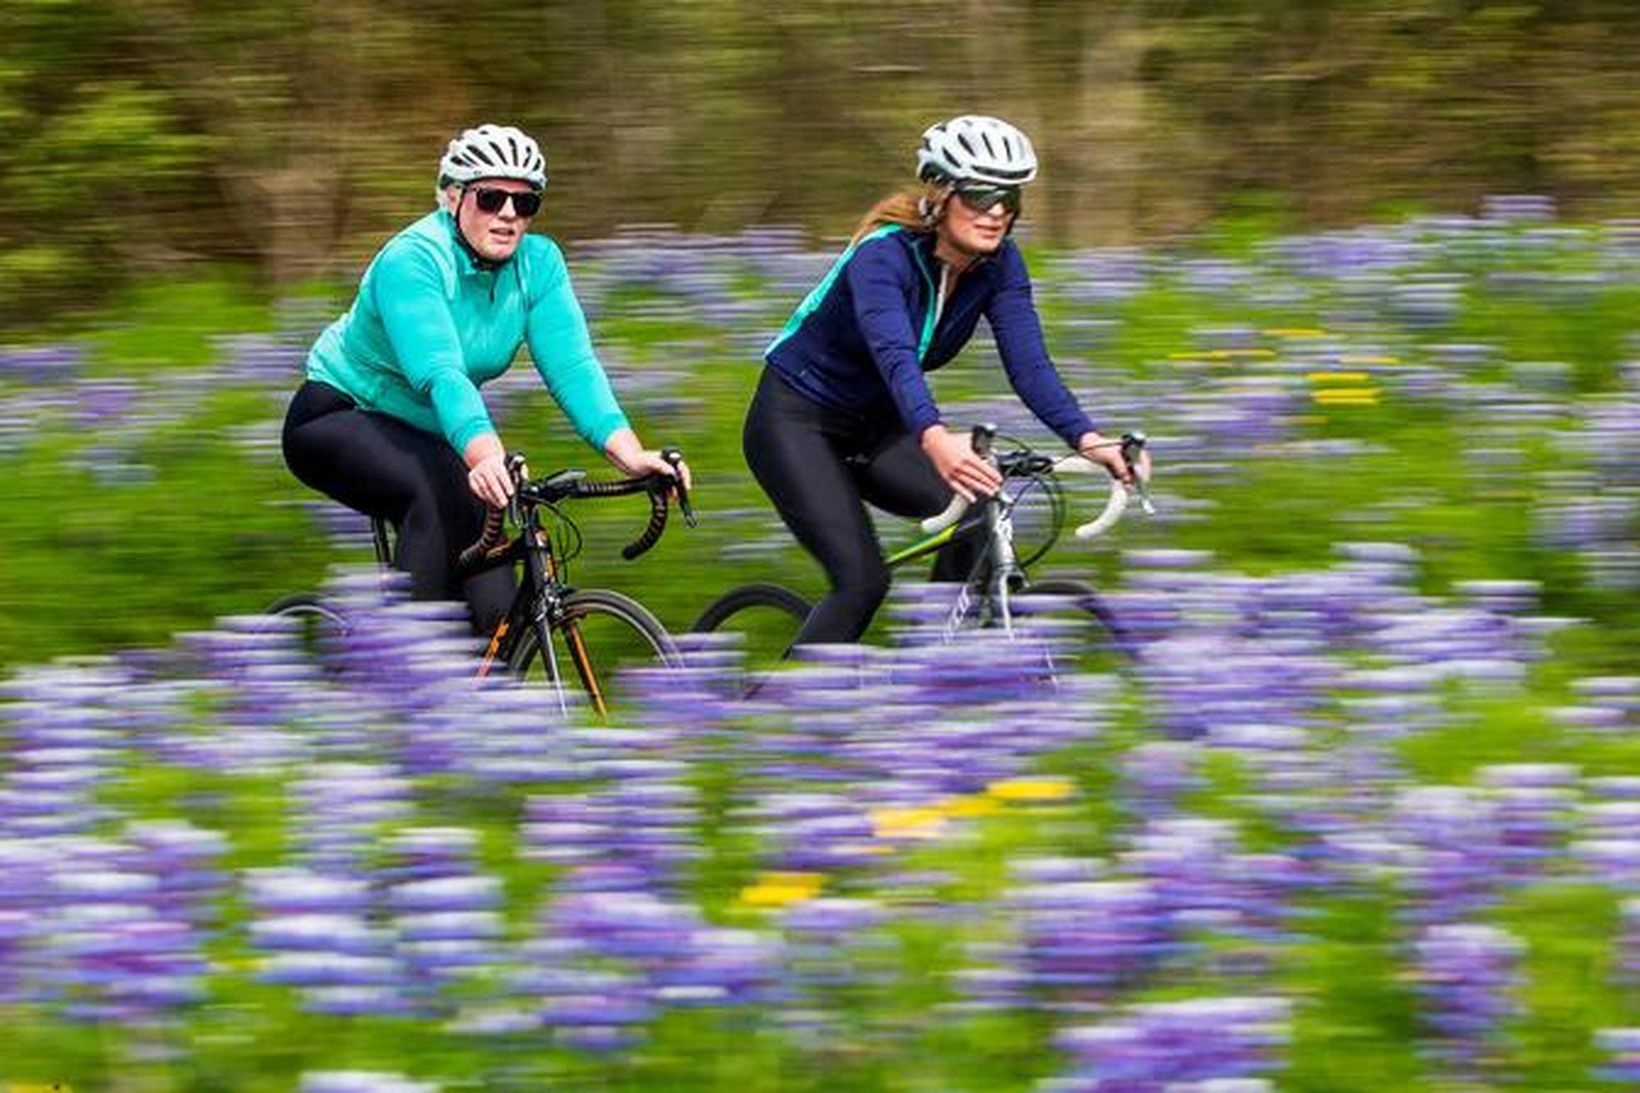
left=764, top=225, right=1096, bottom=446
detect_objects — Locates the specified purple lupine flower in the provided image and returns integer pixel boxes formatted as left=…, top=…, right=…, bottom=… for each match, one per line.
left=526, top=886, right=731, bottom=1051
left=0, top=341, right=86, bottom=384
left=34, top=836, right=214, bottom=1025
left=1569, top=834, right=1640, bottom=894
left=291, top=762, right=415, bottom=870
left=243, top=866, right=412, bottom=1018
left=298, top=1071, right=440, bottom=1093
left=1390, top=786, right=1509, bottom=924
left=1483, top=194, right=1557, bottom=223
left=1120, top=742, right=1203, bottom=818
left=1048, top=995, right=1291, bottom=1089
left=1568, top=677, right=1640, bottom=724
left=521, top=793, right=614, bottom=870
left=1594, top=1027, right=1640, bottom=1085
left=382, top=828, right=511, bottom=1019
left=122, top=820, right=230, bottom=926
left=1409, top=922, right=1525, bottom=1078
left=648, top=926, right=789, bottom=1009
left=71, top=378, right=142, bottom=429
left=1573, top=778, right=1640, bottom=893
left=1473, top=765, right=1580, bottom=882
left=1115, top=817, right=1308, bottom=979
left=1, top=680, right=128, bottom=838
left=212, top=332, right=307, bottom=386
left=1004, top=875, right=1166, bottom=1013
left=945, top=938, right=1035, bottom=1015
left=534, top=967, right=655, bottom=1052
left=0, top=839, right=57, bottom=1004
left=737, top=785, right=894, bottom=876
left=1586, top=776, right=1640, bottom=801
left=1042, top=246, right=1153, bottom=307
left=770, top=896, right=892, bottom=1041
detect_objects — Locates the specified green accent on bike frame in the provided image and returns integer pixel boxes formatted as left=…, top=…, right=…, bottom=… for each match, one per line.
left=884, top=522, right=957, bottom=567
left=764, top=225, right=939, bottom=362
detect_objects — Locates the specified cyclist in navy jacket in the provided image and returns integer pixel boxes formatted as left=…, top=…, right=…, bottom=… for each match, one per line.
left=745, top=115, right=1136, bottom=648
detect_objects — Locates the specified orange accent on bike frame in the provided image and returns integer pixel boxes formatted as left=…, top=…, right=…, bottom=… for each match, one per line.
left=562, top=621, right=609, bottom=717
left=477, top=620, right=509, bottom=679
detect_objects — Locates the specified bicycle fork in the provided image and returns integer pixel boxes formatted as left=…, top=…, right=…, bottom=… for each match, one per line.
left=489, top=530, right=613, bottom=719
left=559, top=618, right=609, bottom=718
left=940, top=493, right=1025, bottom=641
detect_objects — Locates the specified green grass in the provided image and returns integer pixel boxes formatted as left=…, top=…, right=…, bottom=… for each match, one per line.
left=88, top=271, right=284, bottom=372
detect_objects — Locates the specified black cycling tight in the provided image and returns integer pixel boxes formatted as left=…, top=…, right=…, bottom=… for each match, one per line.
left=281, top=380, right=514, bottom=633
left=742, top=368, right=975, bottom=647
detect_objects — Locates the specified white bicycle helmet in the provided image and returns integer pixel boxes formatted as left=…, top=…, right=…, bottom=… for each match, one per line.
left=438, top=124, right=547, bottom=189
left=916, top=115, right=1038, bottom=186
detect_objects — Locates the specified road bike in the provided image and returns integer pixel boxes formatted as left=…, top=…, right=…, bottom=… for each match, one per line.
left=267, top=451, right=693, bottom=717
left=692, top=427, right=1151, bottom=675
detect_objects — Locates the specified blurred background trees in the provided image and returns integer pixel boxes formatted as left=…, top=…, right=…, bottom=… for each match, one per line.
left=3, top=0, right=1638, bottom=323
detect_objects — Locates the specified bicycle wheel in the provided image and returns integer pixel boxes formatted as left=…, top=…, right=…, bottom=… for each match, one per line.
left=262, top=592, right=353, bottom=667
left=1011, top=577, right=1136, bottom=671
left=509, top=588, right=680, bottom=715
left=691, top=582, right=812, bottom=675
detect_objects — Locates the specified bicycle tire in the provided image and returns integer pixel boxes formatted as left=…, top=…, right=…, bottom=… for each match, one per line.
left=692, top=582, right=812, bottom=633
left=691, top=582, right=812, bottom=672
left=262, top=591, right=353, bottom=663
left=509, top=588, right=680, bottom=713
left=1013, top=577, right=1137, bottom=664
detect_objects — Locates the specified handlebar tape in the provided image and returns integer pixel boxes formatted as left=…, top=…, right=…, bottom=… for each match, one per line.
left=457, top=506, right=508, bottom=571
left=621, top=485, right=670, bottom=560
left=457, top=471, right=675, bottom=569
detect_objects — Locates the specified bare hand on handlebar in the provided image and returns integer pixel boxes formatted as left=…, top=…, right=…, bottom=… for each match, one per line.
left=605, top=428, right=694, bottom=494
left=1075, top=430, right=1148, bottom=486
left=921, top=423, right=1004, bottom=502
left=463, top=432, right=515, bottom=509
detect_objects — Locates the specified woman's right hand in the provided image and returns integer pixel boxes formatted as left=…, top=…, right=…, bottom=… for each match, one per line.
left=920, top=424, right=1003, bottom=502
left=463, top=432, right=515, bottom=509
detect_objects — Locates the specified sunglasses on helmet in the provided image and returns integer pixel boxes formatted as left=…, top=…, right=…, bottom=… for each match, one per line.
left=468, top=186, right=543, bottom=217
left=952, top=183, right=1022, bottom=216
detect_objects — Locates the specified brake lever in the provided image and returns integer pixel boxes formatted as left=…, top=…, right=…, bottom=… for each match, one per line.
left=505, top=451, right=530, bottom=523
left=661, top=447, right=696, bottom=528
left=1120, top=432, right=1155, bottom=516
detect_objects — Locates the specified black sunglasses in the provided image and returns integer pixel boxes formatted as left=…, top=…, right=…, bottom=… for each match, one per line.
left=952, top=183, right=1022, bottom=216
left=469, top=186, right=543, bottom=217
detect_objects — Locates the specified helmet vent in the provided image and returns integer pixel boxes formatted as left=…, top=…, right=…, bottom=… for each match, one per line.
left=438, top=124, right=548, bottom=189
left=914, top=115, right=1038, bottom=187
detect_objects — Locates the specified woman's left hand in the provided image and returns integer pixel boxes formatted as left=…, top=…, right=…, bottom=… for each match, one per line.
left=605, top=428, right=693, bottom=492
left=1075, top=431, right=1139, bottom=485
left=619, top=449, right=694, bottom=492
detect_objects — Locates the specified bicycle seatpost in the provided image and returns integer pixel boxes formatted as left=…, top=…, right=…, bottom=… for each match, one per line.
left=661, top=447, right=695, bottom=527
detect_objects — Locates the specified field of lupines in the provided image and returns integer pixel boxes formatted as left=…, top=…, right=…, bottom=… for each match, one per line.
left=3, top=194, right=1640, bottom=1090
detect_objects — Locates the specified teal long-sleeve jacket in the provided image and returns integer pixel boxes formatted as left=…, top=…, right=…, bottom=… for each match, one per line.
left=305, top=209, right=629, bottom=454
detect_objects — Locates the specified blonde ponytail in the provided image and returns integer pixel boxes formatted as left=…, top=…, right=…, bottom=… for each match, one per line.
left=849, top=181, right=951, bottom=245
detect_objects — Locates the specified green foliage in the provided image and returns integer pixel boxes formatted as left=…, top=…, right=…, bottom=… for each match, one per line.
left=14, top=78, right=206, bottom=199
left=90, top=272, right=277, bottom=370
left=2, top=0, right=1640, bottom=325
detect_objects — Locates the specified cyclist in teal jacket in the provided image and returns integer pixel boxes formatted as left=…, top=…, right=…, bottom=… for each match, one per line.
left=283, top=123, right=688, bottom=631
